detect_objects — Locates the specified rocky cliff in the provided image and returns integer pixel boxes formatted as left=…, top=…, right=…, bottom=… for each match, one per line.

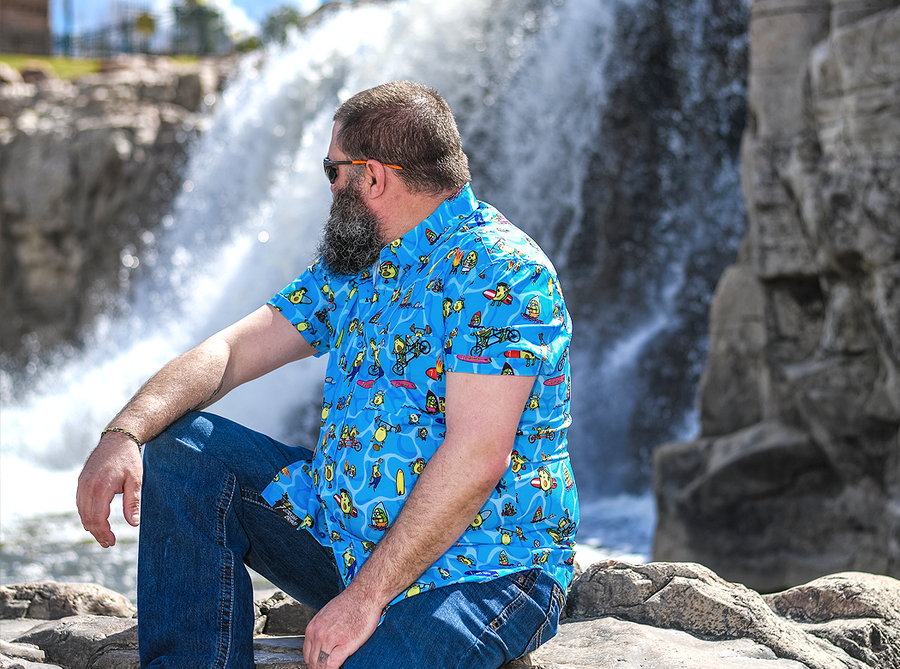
left=653, top=0, right=900, bottom=592
left=0, top=56, right=233, bottom=372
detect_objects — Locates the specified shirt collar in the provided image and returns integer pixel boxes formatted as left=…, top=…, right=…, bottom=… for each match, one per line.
left=376, top=184, right=479, bottom=276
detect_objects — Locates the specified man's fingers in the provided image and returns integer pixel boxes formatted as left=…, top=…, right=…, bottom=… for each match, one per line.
left=82, top=486, right=117, bottom=546
left=303, top=617, right=327, bottom=668
left=123, top=473, right=142, bottom=526
left=77, top=468, right=119, bottom=547
left=302, top=598, right=373, bottom=669
left=91, top=523, right=116, bottom=547
left=302, top=638, right=315, bottom=667
left=325, top=645, right=354, bottom=669
left=76, top=434, right=143, bottom=546
left=306, top=646, right=348, bottom=669
left=81, top=504, right=116, bottom=546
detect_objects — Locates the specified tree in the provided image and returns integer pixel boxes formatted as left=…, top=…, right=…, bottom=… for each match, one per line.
left=234, top=35, right=263, bottom=52
left=262, top=5, right=304, bottom=46
left=135, top=12, right=156, bottom=54
left=174, top=0, right=226, bottom=55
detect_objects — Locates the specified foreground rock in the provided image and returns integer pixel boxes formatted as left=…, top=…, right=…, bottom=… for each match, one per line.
left=653, top=1, right=900, bottom=591
left=0, top=54, right=236, bottom=365
left=256, top=590, right=317, bottom=636
left=557, top=561, right=900, bottom=668
left=3, top=564, right=899, bottom=668
left=0, top=582, right=134, bottom=621
left=7, top=616, right=137, bottom=669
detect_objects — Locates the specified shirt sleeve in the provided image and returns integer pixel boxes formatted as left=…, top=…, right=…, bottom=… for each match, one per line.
left=443, top=258, right=571, bottom=377
left=268, top=261, right=333, bottom=356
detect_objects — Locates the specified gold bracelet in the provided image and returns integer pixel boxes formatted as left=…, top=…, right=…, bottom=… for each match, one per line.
left=101, top=427, right=144, bottom=449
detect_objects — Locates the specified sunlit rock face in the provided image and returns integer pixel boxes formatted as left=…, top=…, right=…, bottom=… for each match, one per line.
left=654, top=1, right=900, bottom=593
left=0, top=56, right=230, bottom=369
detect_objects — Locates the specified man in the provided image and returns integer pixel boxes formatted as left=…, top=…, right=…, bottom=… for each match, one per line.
left=77, top=81, right=578, bottom=669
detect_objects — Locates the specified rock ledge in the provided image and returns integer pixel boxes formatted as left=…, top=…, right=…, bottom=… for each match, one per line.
left=2, top=562, right=899, bottom=668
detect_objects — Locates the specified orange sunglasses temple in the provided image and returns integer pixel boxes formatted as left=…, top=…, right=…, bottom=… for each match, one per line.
left=346, top=160, right=403, bottom=170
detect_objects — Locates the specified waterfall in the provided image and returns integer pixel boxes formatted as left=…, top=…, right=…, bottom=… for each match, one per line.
left=0, top=0, right=748, bottom=593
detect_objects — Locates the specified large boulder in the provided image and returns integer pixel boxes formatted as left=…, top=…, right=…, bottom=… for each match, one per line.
left=552, top=560, right=900, bottom=668
left=11, top=616, right=138, bottom=669
left=765, top=571, right=900, bottom=668
left=653, top=0, right=900, bottom=591
left=0, top=582, right=134, bottom=620
left=530, top=618, right=811, bottom=668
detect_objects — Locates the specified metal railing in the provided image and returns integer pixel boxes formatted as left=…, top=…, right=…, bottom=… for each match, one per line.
left=51, top=4, right=233, bottom=58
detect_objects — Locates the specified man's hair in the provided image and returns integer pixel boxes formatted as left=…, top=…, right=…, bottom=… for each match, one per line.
left=333, top=81, right=471, bottom=196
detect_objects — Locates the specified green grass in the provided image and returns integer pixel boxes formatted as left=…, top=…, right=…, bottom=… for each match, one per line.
left=167, top=55, right=202, bottom=65
left=0, top=53, right=203, bottom=80
left=0, top=54, right=102, bottom=79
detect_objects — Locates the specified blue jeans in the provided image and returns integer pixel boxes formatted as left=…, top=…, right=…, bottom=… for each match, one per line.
left=138, top=412, right=564, bottom=668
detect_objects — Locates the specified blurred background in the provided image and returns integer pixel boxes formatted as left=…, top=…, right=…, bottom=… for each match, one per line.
left=3, top=0, right=322, bottom=58
left=1, top=0, right=898, bottom=604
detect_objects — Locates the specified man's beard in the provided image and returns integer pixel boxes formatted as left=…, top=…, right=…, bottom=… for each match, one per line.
left=317, top=175, right=386, bottom=276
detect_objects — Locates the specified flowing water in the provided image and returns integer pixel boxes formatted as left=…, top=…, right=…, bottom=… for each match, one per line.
left=0, top=0, right=747, bottom=602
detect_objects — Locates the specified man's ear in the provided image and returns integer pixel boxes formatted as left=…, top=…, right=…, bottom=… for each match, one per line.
left=365, top=160, right=387, bottom=198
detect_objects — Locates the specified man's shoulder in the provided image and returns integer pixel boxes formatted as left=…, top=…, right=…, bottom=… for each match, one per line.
left=305, top=258, right=371, bottom=291
left=451, top=201, right=555, bottom=270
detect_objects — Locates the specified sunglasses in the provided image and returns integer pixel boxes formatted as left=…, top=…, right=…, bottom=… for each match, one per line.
left=323, top=158, right=403, bottom=184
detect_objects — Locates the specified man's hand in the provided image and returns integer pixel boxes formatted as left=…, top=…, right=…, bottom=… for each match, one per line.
left=73, top=305, right=315, bottom=548
left=302, top=586, right=382, bottom=669
left=76, top=433, right=143, bottom=547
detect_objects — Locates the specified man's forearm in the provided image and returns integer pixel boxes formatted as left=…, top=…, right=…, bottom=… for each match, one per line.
left=343, top=433, right=509, bottom=608
left=74, top=341, right=231, bottom=547
left=300, top=365, right=536, bottom=669
left=104, top=338, right=232, bottom=445
left=79, top=304, right=312, bottom=548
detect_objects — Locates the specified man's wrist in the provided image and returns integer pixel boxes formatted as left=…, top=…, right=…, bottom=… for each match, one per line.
left=343, top=569, right=396, bottom=611
left=101, top=427, right=144, bottom=450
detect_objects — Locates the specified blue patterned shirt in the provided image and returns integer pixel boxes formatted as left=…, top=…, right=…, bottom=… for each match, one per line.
left=262, top=184, right=578, bottom=608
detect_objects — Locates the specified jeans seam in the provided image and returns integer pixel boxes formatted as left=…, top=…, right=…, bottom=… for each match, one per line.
left=453, top=574, right=533, bottom=669
left=488, top=589, right=526, bottom=633
left=489, top=570, right=539, bottom=634
left=213, top=471, right=237, bottom=669
left=453, top=593, right=526, bottom=669
left=240, top=488, right=274, bottom=509
left=521, top=583, right=565, bottom=656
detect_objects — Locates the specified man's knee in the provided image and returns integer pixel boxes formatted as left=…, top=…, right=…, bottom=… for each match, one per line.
left=142, top=412, right=222, bottom=476
left=164, top=410, right=217, bottom=441
left=145, top=412, right=304, bottom=490
left=148, top=411, right=230, bottom=454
